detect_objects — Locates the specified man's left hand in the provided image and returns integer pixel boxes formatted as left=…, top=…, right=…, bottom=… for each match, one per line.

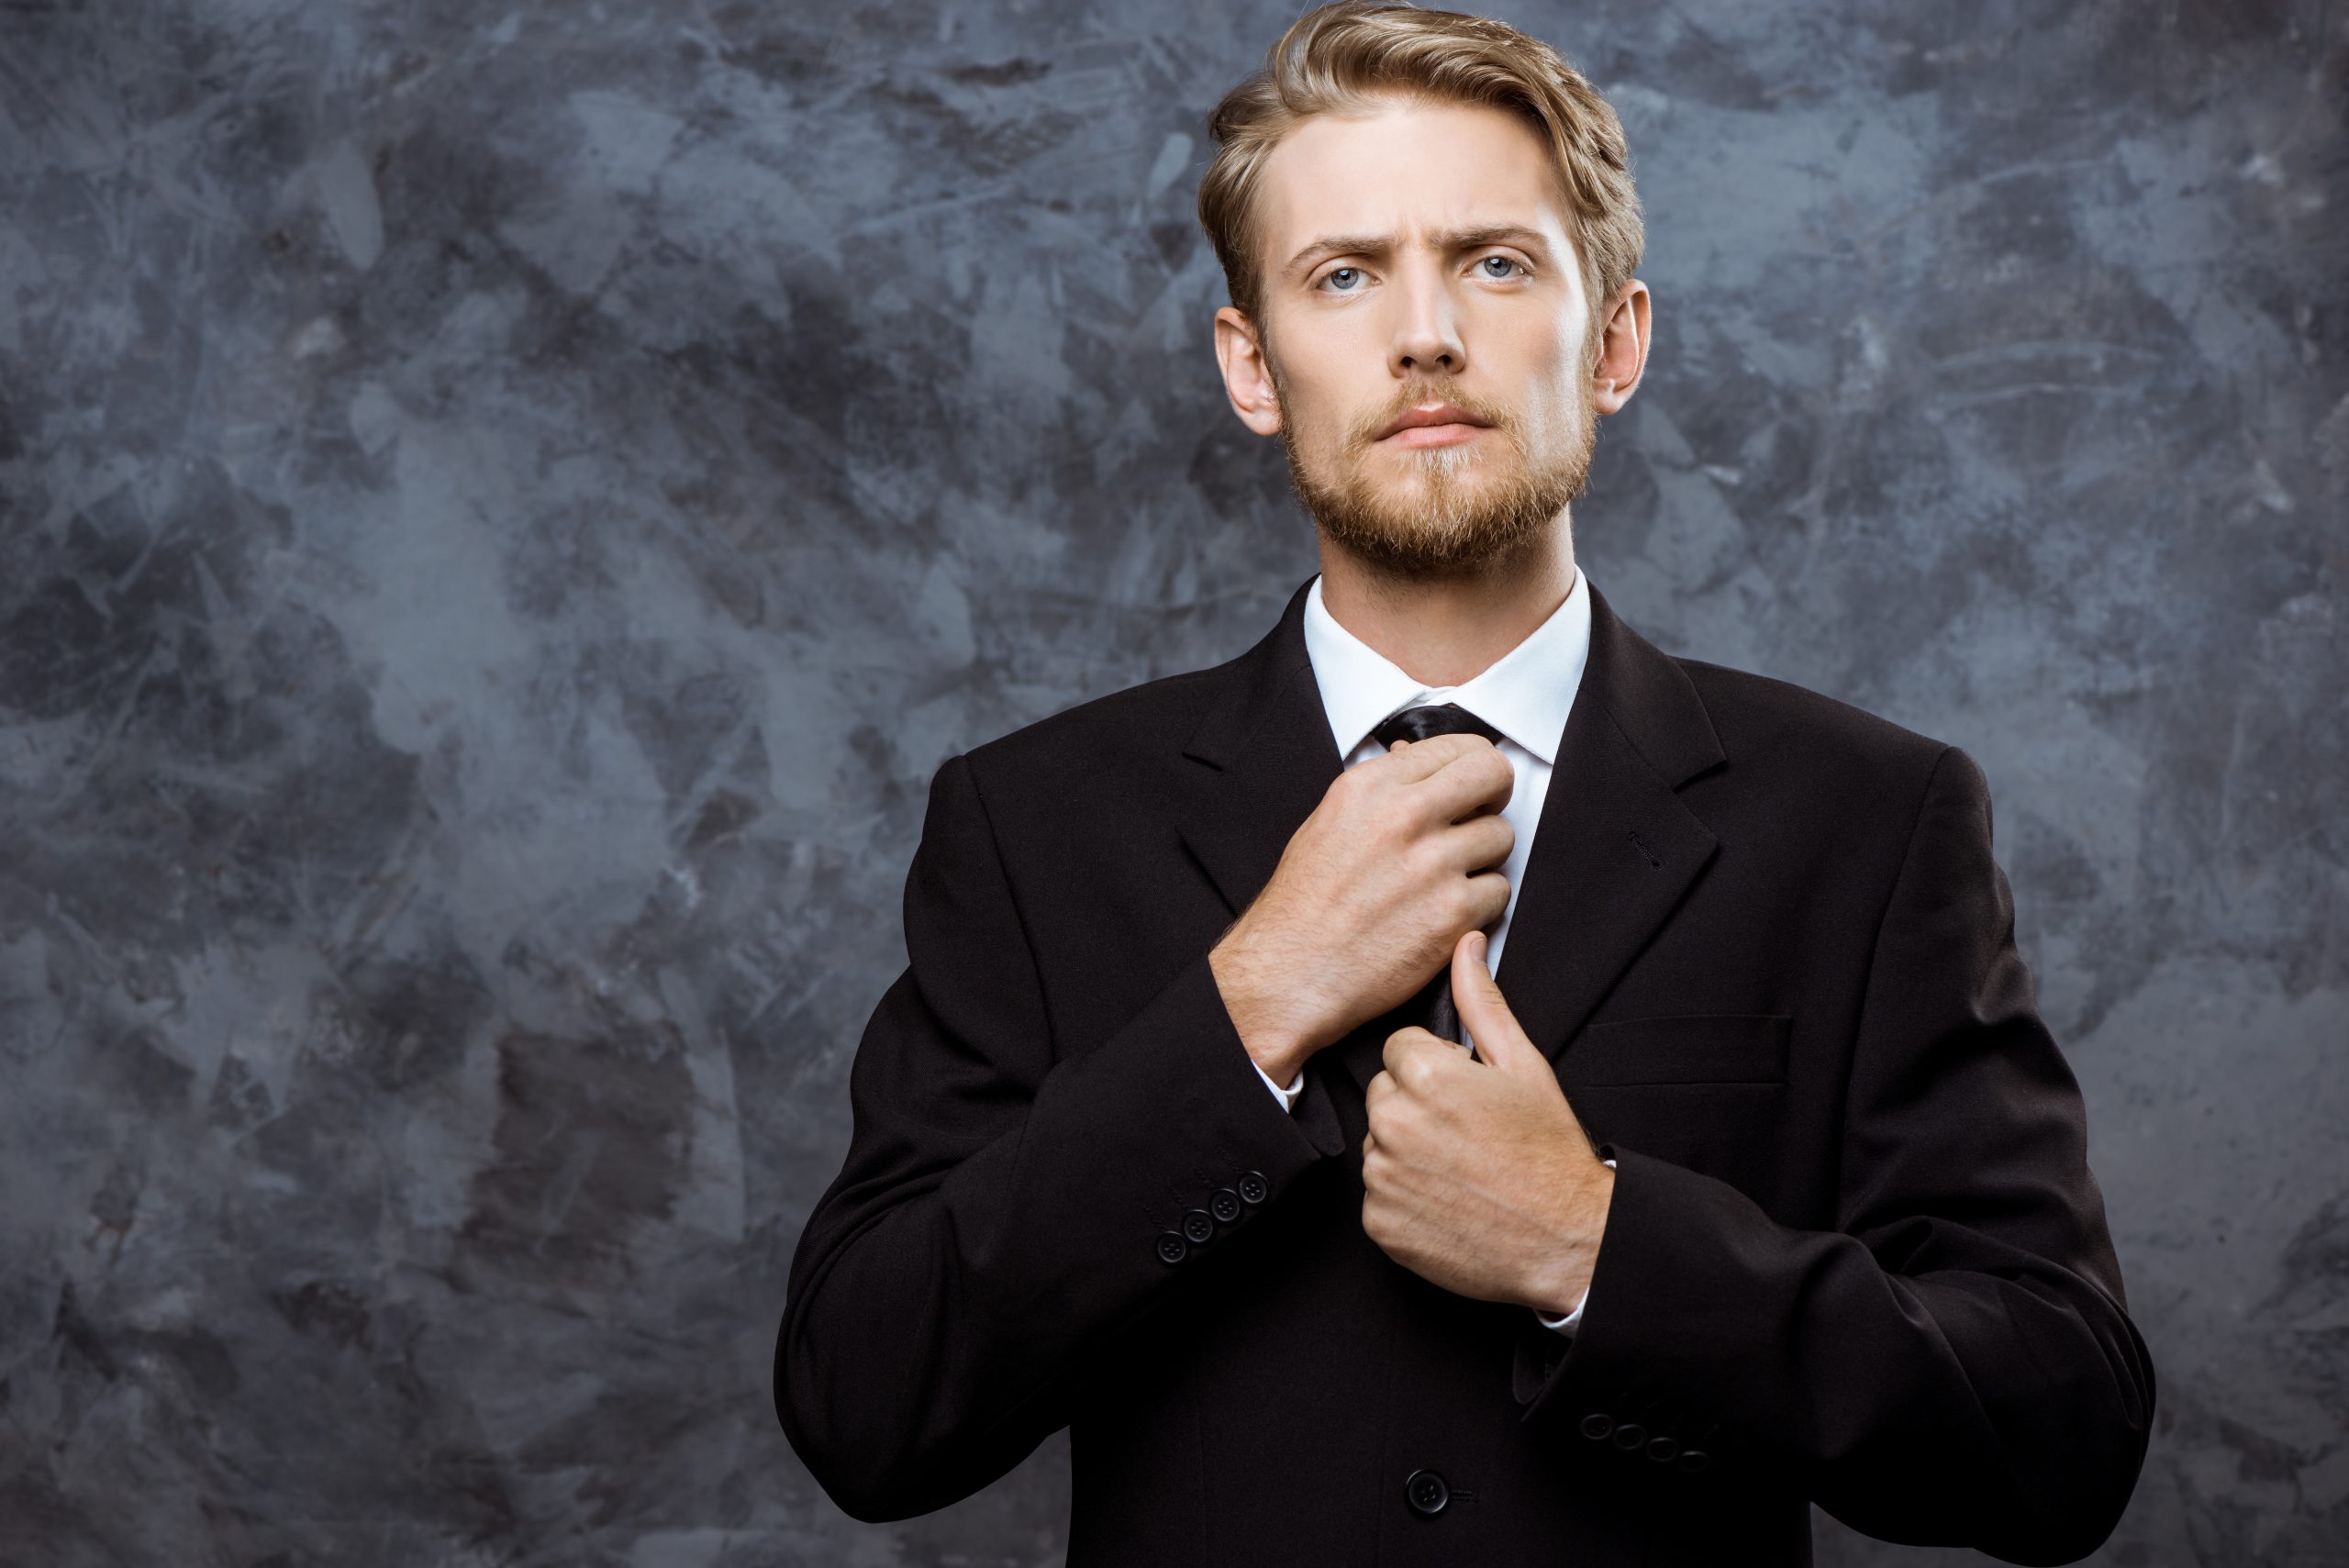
left=1362, top=929, right=1616, bottom=1316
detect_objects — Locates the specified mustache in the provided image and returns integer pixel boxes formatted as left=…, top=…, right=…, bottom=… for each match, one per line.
left=1360, top=387, right=1508, bottom=444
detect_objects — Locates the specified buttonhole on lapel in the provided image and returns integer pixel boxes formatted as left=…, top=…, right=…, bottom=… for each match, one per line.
left=1626, top=831, right=1664, bottom=870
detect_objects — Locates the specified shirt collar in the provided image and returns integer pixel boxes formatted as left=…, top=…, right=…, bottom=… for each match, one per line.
left=1301, top=566, right=1592, bottom=766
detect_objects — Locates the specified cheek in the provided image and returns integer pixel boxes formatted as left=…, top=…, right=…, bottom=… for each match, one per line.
left=1311, top=385, right=1382, bottom=456
left=1512, top=382, right=1586, bottom=448
left=1486, top=320, right=1582, bottom=425
left=1274, top=329, right=1386, bottom=448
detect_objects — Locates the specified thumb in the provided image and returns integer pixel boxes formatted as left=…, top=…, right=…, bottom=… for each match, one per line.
left=1452, top=930, right=1546, bottom=1079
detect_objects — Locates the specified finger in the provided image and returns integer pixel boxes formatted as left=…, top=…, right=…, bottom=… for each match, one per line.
left=1446, top=811, right=1518, bottom=880
left=1379, top=730, right=1508, bottom=797
left=1406, top=740, right=1517, bottom=828
left=1374, top=728, right=1458, bottom=779
left=1450, top=929, right=1548, bottom=1080
left=1382, top=1025, right=1447, bottom=1082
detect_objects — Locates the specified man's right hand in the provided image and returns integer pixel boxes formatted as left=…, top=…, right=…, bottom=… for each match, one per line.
left=1208, top=732, right=1516, bottom=1087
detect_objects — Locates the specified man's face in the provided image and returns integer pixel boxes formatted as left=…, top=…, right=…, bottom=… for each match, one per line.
left=1222, top=98, right=1606, bottom=579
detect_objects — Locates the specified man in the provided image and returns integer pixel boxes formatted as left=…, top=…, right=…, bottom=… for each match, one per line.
left=774, top=4, right=2154, bottom=1563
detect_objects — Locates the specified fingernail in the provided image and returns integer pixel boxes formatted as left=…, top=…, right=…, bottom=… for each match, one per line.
left=1470, top=931, right=1487, bottom=963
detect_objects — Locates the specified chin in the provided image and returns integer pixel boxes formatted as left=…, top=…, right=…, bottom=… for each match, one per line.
left=1379, top=439, right=1493, bottom=473
left=1376, top=462, right=1507, bottom=514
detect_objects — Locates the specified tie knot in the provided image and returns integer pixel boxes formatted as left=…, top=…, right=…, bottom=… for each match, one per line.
left=1372, top=702, right=1505, bottom=750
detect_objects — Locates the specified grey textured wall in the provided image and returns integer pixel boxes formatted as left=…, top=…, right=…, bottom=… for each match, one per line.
left=1, top=1, right=2342, bottom=1563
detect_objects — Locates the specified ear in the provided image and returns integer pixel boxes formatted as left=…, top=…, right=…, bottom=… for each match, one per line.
left=1588, top=279, right=1652, bottom=417
left=1215, top=306, right=1284, bottom=437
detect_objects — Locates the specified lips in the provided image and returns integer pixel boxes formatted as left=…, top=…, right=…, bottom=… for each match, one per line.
left=1378, top=404, right=1493, bottom=440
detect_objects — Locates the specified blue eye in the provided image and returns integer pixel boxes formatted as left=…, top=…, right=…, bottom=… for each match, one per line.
left=1322, top=266, right=1363, bottom=292
left=1480, top=255, right=1526, bottom=279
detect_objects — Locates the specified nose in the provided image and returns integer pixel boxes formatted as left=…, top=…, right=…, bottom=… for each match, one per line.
left=1391, top=259, right=1465, bottom=376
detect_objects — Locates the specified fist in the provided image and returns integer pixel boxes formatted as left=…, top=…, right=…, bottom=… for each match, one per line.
left=1362, top=929, right=1616, bottom=1316
left=1211, top=733, right=1516, bottom=1084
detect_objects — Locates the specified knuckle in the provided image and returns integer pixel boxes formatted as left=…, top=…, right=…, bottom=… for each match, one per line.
left=1395, top=826, right=1432, bottom=869
left=1477, top=865, right=1510, bottom=903
left=1331, top=768, right=1375, bottom=816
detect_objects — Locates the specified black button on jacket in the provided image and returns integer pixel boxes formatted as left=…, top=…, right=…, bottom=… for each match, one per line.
left=774, top=573, right=2155, bottom=1565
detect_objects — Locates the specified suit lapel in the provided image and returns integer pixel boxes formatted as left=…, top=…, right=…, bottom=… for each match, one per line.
left=1480, top=579, right=1727, bottom=1069
left=1174, top=575, right=1345, bottom=929
left=1175, top=571, right=1728, bottom=1116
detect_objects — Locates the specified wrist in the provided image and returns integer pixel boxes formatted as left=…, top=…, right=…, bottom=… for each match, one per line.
left=1521, top=1258, right=1595, bottom=1319
left=1520, top=1160, right=1615, bottom=1316
left=1208, top=929, right=1319, bottom=1082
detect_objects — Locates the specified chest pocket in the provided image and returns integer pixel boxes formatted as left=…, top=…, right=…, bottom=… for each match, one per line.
left=1560, top=1014, right=1794, bottom=1202
left=1563, top=1012, right=1792, bottom=1087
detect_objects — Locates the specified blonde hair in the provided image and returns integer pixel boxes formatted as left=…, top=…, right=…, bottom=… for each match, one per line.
left=1197, top=1, right=1643, bottom=373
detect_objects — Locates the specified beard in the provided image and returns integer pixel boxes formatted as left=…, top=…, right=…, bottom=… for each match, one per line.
left=1268, top=350, right=1598, bottom=581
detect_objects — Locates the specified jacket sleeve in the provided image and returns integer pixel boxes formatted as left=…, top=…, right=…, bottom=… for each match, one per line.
left=1519, top=745, right=2155, bottom=1565
left=773, top=750, right=1346, bottom=1522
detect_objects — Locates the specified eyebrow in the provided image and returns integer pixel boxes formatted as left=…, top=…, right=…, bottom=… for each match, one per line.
left=1283, top=224, right=1554, bottom=278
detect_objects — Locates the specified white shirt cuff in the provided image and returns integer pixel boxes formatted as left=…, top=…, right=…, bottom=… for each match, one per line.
left=1533, top=1158, right=1616, bottom=1333
left=1534, top=1289, right=1590, bottom=1332
left=1252, top=1056, right=1306, bottom=1112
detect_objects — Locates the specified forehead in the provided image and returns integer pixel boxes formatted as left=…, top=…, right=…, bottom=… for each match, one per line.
left=1254, top=98, right=1575, bottom=268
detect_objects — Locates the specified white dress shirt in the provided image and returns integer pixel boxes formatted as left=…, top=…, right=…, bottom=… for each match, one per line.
left=1251, top=567, right=1615, bottom=1334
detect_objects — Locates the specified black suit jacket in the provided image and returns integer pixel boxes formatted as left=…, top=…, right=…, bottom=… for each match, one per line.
left=774, top=573, right=2154, bottom=1565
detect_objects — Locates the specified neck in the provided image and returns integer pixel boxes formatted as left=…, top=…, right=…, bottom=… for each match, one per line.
left=1315, top=524, right=1578, bottom=689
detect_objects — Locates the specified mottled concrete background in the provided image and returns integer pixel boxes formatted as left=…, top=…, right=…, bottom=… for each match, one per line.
left=0, top=0, right=2341, bottom=1562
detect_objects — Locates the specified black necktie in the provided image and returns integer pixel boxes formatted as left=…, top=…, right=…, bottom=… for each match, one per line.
left=1368, top=702, right=1507, bottom=1045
